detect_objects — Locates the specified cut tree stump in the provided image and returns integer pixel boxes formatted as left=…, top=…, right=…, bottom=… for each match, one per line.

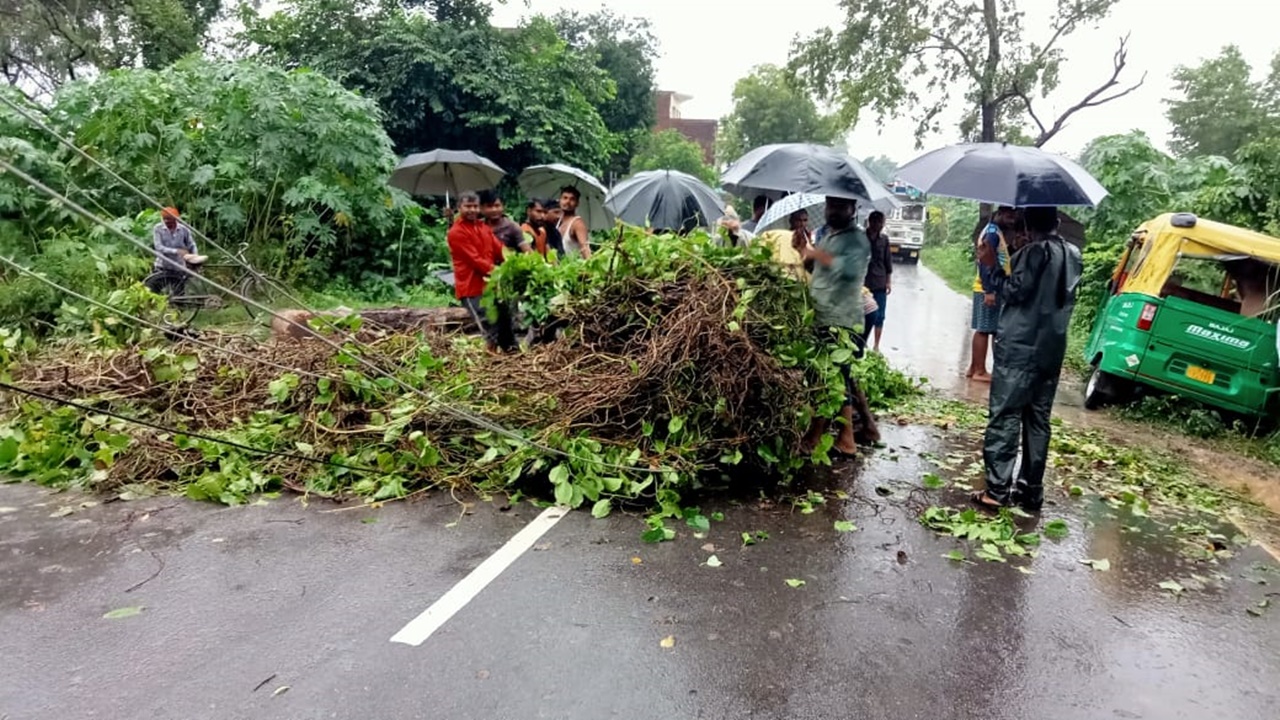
left=271, top=306, right=476, bottom=342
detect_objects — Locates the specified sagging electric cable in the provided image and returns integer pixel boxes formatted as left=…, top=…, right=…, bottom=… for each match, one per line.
left=0, top=255, right=333, bottom=384
left=3, top=91, right=446, bottom=379
left=0, top=380, right=390, bottom=477
left=0, top=160, right=668, bottom=475
left=0, top=93, right=349, bottom=334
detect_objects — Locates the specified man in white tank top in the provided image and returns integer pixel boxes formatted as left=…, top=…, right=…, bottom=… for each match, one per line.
left=557, top=186, right=592, bottom=259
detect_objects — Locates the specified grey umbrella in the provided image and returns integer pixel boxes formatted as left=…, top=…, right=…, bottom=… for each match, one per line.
left=720, top=143, right=898, bottom=208
left=895, top=143, right=1108, bottom=207
left=389, top=149, right=505, bottom=201
left=605, top=170, right=725, bottom=232
left=517, top=163, right=613, bottom=230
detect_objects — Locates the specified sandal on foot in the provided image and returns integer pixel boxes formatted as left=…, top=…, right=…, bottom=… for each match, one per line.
left=969, top=491, right=1005, bottom=510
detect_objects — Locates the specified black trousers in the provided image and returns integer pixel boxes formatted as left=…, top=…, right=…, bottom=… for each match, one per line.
left=461, top=296, right=516, bottom=350
left=982, top=364, right=1060, bottom=504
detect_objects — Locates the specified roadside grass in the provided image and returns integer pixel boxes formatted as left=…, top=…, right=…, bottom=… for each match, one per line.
left=920, top=242, right=974, bottom=295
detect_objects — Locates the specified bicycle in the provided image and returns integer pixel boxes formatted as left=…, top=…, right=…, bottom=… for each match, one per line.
left=143, top=243, right=285, bottom=326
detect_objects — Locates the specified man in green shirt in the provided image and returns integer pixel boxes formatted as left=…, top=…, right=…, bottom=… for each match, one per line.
left=797, top=196, right=881, bottom=457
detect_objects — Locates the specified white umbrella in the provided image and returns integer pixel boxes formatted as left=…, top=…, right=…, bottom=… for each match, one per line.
left=517, top=163, right=613, bottom=230
left=389, top=149, right=505, bottom=203
left=754, top=192, right=903, bottom=234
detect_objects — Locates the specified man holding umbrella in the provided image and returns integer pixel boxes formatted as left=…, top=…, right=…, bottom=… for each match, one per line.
left=973, top=206, right=1082, bottom=511
left=797, top=196, right=882, bottom=457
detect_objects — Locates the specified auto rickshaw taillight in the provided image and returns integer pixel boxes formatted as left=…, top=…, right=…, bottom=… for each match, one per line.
left=1137, top=303, right=1157, bottom=331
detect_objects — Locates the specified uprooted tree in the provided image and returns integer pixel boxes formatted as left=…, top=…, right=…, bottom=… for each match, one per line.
left=788, top=0, right=1146, bottom=147
left=0, top=229, right=920, bottom=516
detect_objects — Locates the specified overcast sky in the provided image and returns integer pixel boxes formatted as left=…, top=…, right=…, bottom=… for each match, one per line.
left=491, top=0, right=1275, bottom=162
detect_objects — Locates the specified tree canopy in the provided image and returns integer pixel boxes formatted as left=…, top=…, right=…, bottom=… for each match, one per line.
left=788, top=0, right=1145, bottom=147
left=238, top=0, right=620, bottom=176
left=553, top=8, right=659, bottom=176
left=1, top=57, right=434, bottom=300
left=1165, top=45, right=1280, bottom=159
left=1, top=0, right=225, bottom=97
left=630, top=130, right=717, bottom=186
left=717, top=64, right=838, bottom=164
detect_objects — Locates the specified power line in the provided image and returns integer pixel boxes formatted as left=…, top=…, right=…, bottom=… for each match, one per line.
left=0, top=93, right=337, bottom=333
left=0, top=160, right=666, bottom=475
left=0, top=255, right=331, bottom=384
left=0, top=380, right=390, bottom=477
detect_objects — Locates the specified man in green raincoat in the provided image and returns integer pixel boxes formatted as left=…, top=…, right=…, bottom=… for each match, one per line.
left=973, top=206, right=1083, bottom=512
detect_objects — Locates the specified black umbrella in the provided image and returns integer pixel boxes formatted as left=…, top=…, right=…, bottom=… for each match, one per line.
left=605, top=170, right=725, bottom=232
left=896, top=143, right=1108, bottom=207
left=720, top=143, right=896, bottom=206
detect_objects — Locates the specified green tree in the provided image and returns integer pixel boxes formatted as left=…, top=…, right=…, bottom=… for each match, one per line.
left=0, top=0, right=225, bottom=96
left=1165, top=45, right=1271, bottom=158
left=553, top=9, right=659, bottom=176
left=717, top=64, right=838, bottom=163
left=50, top=57, right=432, bottom=284
left=239, top=0, right=618, bottom=175
left=630, top=130, right=717, bottom=185
left=861, top=155, right=898, bottom=184
left=787, top=0, right=1144, bottom=147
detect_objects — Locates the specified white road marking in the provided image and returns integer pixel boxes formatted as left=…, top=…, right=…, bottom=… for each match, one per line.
left=390, top=506, right=567, bottom=647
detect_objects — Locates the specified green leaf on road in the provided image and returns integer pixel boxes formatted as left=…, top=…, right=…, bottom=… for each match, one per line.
left=1043, top=519, right=1070, bottom=539
left=103, top=606, right=144, bottom=619
left=710, top=511, right=725, bottom=522
left=705, top=555, right=722, bottom=568
left=1158, top=580, right=1185, bottom=595
left=641, top=526, right=673, bottom=544
left=922, top=473, right=945, bottom=489
left=548, top=464, right=569, bottom=485
left=1081, top=558, right=1111, bottom=572
left=685, top=514, right=711, bottom=533
left=591, top=499, right=612, bottom=519
left=553, top=481, right=574, bottom=507
left=784, top=578, right=806, bottom=588
left=943, top=550, right=966, bottom=562
left=833, top=520, right=857, bottom=533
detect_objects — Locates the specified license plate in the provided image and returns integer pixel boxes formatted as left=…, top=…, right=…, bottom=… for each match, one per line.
left=1185, top=365, right=1216, bottom=385
left=890, top=245, right=901, bottom=253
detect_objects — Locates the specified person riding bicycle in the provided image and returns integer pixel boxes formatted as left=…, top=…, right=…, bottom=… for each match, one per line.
left=147, top=206, right=207, bottom=294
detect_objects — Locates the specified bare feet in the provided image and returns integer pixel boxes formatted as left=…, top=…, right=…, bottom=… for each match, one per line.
left=971, top=372, right=992, bottom=384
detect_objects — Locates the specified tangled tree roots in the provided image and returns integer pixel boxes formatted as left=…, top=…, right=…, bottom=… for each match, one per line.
left=476, top=273, right=809, bottom=458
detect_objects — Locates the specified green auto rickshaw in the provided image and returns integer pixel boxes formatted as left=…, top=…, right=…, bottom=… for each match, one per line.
left=1082, top=212, right=1280, bottom=417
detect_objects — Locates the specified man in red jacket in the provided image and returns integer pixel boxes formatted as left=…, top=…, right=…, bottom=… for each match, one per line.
left=447, top=191, right=514, bottom=351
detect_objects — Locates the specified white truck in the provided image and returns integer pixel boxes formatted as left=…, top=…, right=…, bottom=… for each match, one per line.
left=884, top=181, right=925, bottom=264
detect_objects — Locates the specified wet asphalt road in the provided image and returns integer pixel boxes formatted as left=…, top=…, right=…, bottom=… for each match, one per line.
left=4, top=263, right=1280, bottom=720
